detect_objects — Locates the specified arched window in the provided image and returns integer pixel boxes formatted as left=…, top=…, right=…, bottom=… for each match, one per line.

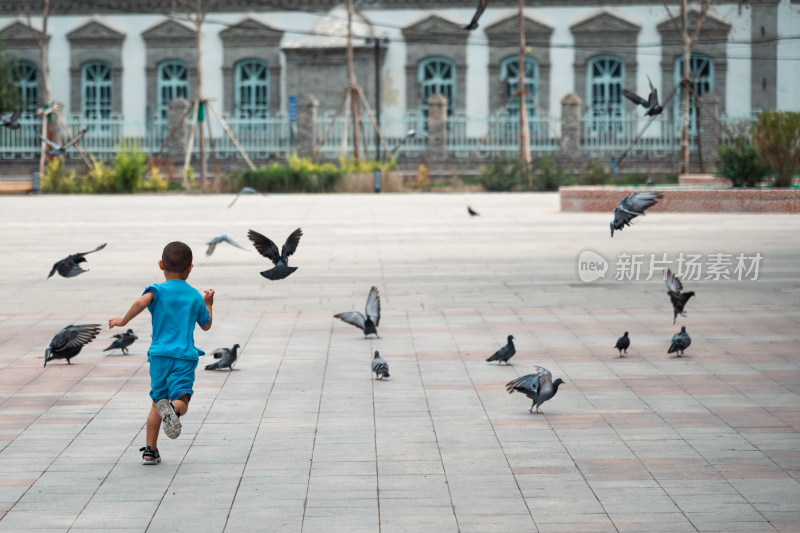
left=235, top=59, right=269, bottom=118
left=587, top=55, right=624, bottom=131
left=674, top=53, right=713, bottom=134
left=157, top=60, right=189, bottom=120
left=11, top=60, right=37, bottom=116
left=501, top=56, right=537, bottom=117
left=418, top=57, right=455, bottom=117
left=82, top=61, right=112, bottom=120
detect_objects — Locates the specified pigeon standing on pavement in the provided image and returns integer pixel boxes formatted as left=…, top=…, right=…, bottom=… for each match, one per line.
left=623, top=75, right=663, bottom=117
left=44, top=324, right=102, bottom=366
left=614, top=331, right=630, bottom=356
left=247, top=228, right=303, bottom=280
left=37, top=129, right=87, bottom=156
left=467, top=206, right=480, bottom=217
left=1, top=109, right=21, bottom=129
left=372, top=351, right=390, bottom=380
left=463, top=0, right=489, bottom=29
left=486, top=335, right=516, bottom=365
left=204, top=344, right=240, bottom=371
left=666, top=269, right=695, bottom=324
left=668, top=326, right=691, bottom=357
left=334, top=286, right=381, bottom=338
left=506, top=366, right=565, bottom=414
left=610, top=192, right=664, bottom=237
left=206, top=235, right=247, bottom=257
left=103, top=329, right=138, bottom=355
left=47, top=243, right=107, bottom=279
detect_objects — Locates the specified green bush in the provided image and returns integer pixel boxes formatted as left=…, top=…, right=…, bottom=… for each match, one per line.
left=477, top=159, right=523, bottom=191
left=531, top=155, right=571, bottom=190
left=716, top=138, right=767, bottom=188
left=752, top=111, right=800, bottom=187
left=229, top=153, right=343, bottom=193
left=114, top=142, right=147, bottom=192
left=578, top=160, right=613, bottom=185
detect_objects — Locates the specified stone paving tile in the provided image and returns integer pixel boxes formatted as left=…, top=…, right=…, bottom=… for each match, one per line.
left=0, top=194, right=799, bottom=532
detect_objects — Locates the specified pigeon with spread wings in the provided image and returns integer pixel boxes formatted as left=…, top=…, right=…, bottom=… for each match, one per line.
left=37, top=129, right=87, bottom=156
left=666, top=269, right=695, bottom=324
left=48, top=243, right=107, bottom=279
left=623, top=75, right=663, bottom=117
left=44, top=324, right=102, bottom=366
left=103, top=329, right=138, bottom=355
left=506, top=366, right=565, bottom=414
left=335, top=286, right=381, bottom=338
left=1, top=108, right=21, bottom=130
left=610, top=192, right=663, bottom=237
left=247, top=228, right=303, bottom=280
left=206, top=235, right=247, bottom=257
left=205, top=344, right=240, bottom=370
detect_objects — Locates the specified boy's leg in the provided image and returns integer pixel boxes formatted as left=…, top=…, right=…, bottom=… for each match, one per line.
left=146, top=402, right=161, bottom=450
left=171, top=394, right=190, bottom=417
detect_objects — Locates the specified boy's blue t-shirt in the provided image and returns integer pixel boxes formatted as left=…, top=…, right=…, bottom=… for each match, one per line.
left=144, top=279, right=210, bottom=360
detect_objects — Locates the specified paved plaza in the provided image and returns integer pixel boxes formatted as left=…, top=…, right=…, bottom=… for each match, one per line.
left=0, top=192, right=799, bottom=532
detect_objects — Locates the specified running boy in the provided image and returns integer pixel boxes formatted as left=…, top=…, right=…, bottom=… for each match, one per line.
left=109, top=241, right=214, bottom=465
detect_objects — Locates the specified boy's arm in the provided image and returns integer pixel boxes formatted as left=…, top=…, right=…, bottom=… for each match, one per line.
left=200, top=289, right=214, bottom=331
left=109, top=292, right=154, bottom=329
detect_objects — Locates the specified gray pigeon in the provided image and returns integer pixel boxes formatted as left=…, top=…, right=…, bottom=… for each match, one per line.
left=1, top=108, right=21, bottom=130
left=467, top=206, right=480, bottom=216
left=247, top=228, right=303, bottom=280
left=463, top=0, right=489, bottom=29
left=666, top=269, right=695, bottom=324
left=610, top=192, right=663, bottom=237
left=37, top=129, right=87, bottom=156
left=205, top=344, right=240, bottom=370
left=48, top=243, right=107, bottom=279
left=623, top=75, right=663, bottom=117
left=371, top=350, right=390, bottom=380
left=103, top=329, right=138, bottom=355
left=506, top=366, right=565, bottom=414
left=206, top=235, right=247, bottom=257
left=614, top=331, right=630, bottom=356
left=228, top=187, right=261, bottom=208
left=486, top=334, right=515, bottom=365
left=668, top=326, right=691, bottom=357
left=334, top=286, right=381, bottom=338
left=44, top=324, right=102, bottom=366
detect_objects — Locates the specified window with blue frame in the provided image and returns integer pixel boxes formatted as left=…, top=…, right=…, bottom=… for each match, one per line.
left=82, top=61, right=112, bottom=120
left=501, top=56, right=537, bottom=117
left=674, top=53, right=713, bottom=135
left=418, top=57, right=455, bottom=119
left=11, top=60, right=37, bottom=116
left=587, top=55, right=624, bottom=132
left=157, top=60, right=189, bottom=120
left=235, top=59, right=269, bottom=118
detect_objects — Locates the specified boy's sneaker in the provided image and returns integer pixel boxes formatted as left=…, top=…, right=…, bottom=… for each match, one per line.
left=140, top=446, right=161, bottom=465
left=155, top=399, right=181, bottom=439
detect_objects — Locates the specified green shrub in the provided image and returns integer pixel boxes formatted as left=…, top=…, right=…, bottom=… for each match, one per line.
left=579, top=160, right=613, bottom=185
left=477, top=159, right=523, bottom=191
left=752, top=111, right=800, bottom=187
left=716, top=139, right=767, bottom=187
left=531, top=155, right=571, bottom=190
left=114, top=142, right=147, bottom=192
left=84, top=157, right=116, bottom=193
left=229, top=153, right=343, bottom=193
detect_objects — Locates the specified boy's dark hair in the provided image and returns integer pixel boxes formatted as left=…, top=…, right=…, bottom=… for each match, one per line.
left=162, top=241, right=193, bottom=273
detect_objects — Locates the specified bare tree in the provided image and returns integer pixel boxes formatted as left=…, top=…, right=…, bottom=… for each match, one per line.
left=517, top=0, right=531, bottom=181
left=25, top=0, right=51, bottom=178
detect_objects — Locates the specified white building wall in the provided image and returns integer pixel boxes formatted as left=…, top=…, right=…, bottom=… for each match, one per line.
left=777, top=0, right=800, bottom=110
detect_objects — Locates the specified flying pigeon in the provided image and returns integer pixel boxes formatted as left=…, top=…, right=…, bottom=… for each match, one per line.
left=47, top=243, right=107, bottom=279
left=506, top=366, right=565, bottom=414
left=371, top=350, right=390, bottom=380
left=610, top=192, right=663, bottom=237
left=204, top=344, right=240, bottom=370
left=623, top=75, right=663, bottom=117
left=247, top=228, right=303, bottom=280
left=668, top=326, right=691, bottom=357
left=0, top=109, right=21, bottom=130
left=486, top=335, right=515, bottom=365
left=467, top=206, right=480, bottom=217
left=666, top=269, right=695, bottom=324
left=206, top=235, right=247, bottom=257
left=463, top=0, right=489, bottom=30
left=334, top=286, right=381, bottom=338
left=103, top=329, right=138, bottom=355
left=37, top=129, right=87, bottom=156
left=44, top=324, right=102, bottom=366
left=614, top=331, right=630, bottom=356
left=228, top=186, right=261, bottom=208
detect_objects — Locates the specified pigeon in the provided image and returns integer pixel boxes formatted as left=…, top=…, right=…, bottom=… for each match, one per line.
left=371, top=350, right=390, bottom=380
left=623, top=75, right=663, bottom=117
left=37, top=129, right=87, bottom=156
left=206, top=234, right=247, bottom=257
left=47, top=243, right=107, bottom=279
left=506, top=366, right=565, bottom=414
left=610, top=191, right=663, bottom=237
left=668, top=326, right=691, bottom=357
left=463, top=0, right=489, bottom=30
left=467, top=206, right=480, bottom=217
left=666, top=269, right=695, bottom=324
left=0, top=108, right=21, bottom=130
left=486, top=334, right=515, bottom=365
left=334, top=286, right=381, bottom=338
left=44, top=324, right=102, bottom=366
left=228, top=186, right=260, bottom=208
left=103, top=329, right=138, bottom=355
left=247, top=228, right=303, bottom=280
left=204, top=344, right=240, bottom=370
left=614, top=331, right=630, bottom=356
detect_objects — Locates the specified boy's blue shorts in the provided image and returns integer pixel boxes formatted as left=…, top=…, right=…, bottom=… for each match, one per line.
left=149, top=356, right=197, bottom=403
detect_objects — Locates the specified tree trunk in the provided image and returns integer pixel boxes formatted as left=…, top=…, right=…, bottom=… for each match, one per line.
left=196, top=8, right=208, bottom=188
left=680, top=0, right=691, bottom=174
left=517, top=0, right=531, bottom=184
left=346, top=0, right=360, bottom=163
left=38, top=0, right=51, bottom=178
